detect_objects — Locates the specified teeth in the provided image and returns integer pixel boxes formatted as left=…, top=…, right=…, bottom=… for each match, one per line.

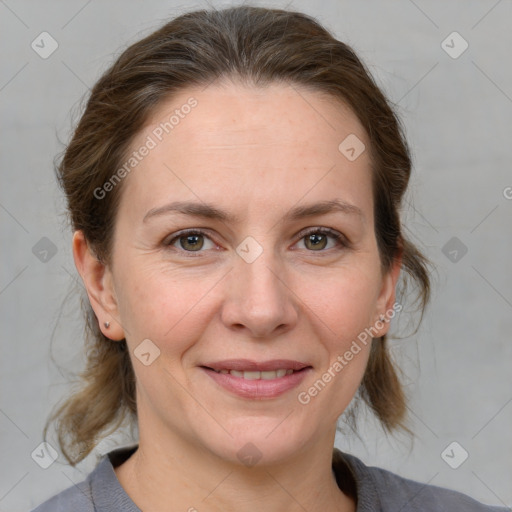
left=214, top=368, right=297, bottom=379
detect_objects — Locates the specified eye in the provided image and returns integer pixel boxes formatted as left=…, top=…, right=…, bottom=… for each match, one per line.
left=295, top=227, right=348, bottom=252
left=163, top=227, right=348, bottom=256
left=164, top=229, right=217, bottom=254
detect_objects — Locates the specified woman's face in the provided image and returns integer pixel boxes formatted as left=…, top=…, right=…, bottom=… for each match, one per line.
left=80, top=80, right=401, bottom=465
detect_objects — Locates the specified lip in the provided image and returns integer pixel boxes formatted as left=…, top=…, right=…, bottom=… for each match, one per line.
left=200, top=359, right=312, bottom=399
left=201, top=359, right=310, bottom=372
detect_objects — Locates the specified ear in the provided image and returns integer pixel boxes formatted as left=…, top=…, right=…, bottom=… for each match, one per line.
left=72, top=230, right=125, bottom=341
left=372, top=245, right=403, bottom=338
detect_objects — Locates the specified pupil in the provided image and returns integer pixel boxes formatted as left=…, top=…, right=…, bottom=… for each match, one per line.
left=183, top=234, right=202, bottom=250
left=308, top=233, right=326, bottom=249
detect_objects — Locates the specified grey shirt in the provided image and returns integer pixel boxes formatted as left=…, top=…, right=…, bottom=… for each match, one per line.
left=31, top=444, right=508, bottom=511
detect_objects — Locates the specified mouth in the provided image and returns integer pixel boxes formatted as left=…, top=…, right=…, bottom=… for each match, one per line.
left=206, top=368, right=298, bottom=379
left=199, top=359, right=312, bottom=399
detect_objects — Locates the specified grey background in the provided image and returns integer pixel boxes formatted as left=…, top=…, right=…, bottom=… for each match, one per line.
left=1, top=0, right=511, bottom=510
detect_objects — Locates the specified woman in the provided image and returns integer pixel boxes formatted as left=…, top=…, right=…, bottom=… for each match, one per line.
left=32, top=5, right=508, bottom=511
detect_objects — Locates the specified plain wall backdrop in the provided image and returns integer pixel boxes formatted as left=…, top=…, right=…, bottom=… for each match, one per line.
left=1, top=0, right=511, bottom=510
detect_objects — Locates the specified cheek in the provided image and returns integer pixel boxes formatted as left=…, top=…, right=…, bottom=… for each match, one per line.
left=114, top=235, right=382, bottom=350
left=299, top=267, right=379, bottom=387
left=114, top=262, right=221, bottom=345
left=297, top=265, right=381, bottom=337
left=297, top=275, right=376, bottom=423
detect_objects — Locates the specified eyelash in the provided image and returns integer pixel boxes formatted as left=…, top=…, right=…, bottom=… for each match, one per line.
left=163, top=227, right=349, bottom=257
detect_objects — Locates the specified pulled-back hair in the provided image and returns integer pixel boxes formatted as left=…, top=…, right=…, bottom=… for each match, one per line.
left=45, top=5, right=432, bottom=466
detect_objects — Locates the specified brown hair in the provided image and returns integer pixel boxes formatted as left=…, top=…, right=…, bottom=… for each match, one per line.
left=45, top=5, right=432, bottom=466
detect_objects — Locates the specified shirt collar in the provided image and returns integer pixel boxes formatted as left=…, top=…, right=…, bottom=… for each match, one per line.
left=88, top=444, right=379, bottom=511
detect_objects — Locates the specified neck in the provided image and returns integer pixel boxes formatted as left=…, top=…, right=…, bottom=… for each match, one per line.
left=114, top=428, right=355, bottom=512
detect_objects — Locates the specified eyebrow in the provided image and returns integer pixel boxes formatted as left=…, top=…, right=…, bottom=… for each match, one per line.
left=143, top=198, right=365, bottom=224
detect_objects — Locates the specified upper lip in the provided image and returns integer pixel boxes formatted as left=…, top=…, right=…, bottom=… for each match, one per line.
left=201, top=359, right=311, bottom=372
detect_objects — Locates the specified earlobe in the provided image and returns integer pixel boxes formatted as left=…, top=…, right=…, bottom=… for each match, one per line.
left=72, top=230, right=125, bottom=341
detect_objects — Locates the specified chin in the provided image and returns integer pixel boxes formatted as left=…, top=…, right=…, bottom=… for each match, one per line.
left=196, top=416, right=314, bottom=468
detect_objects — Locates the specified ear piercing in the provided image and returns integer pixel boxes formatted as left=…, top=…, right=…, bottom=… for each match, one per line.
left=379, top=315, right=386, bottom=323
left=104, top=321, right=110, bottom=328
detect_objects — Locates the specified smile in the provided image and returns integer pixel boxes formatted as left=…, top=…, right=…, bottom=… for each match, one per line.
left=211, top=368, right=295, bottom=379
left=200, top=359, right=312, bottom=399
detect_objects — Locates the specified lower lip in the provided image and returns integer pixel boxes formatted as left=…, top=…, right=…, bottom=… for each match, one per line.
left=201, top=367, right=311, bottom=399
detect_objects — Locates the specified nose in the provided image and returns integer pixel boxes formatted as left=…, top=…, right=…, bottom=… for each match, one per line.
left=220, top=244, right=299, bottom=339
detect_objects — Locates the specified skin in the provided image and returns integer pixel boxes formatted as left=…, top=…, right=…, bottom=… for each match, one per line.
left=73, top=80, right=402, bottom=512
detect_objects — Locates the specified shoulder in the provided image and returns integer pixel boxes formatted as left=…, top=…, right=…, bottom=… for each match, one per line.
left=367, top=464, right=508, bottom=511
left=30, top=475, right=94, bottom=512
left=335, top=449, right=509, bottom=511
left=30, top=445, right=140, bottom=512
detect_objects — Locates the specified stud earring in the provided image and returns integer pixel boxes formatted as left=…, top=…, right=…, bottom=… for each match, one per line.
left=104, top=321, right=110, bottom=328
left=379, top=315, right=386, bottom=323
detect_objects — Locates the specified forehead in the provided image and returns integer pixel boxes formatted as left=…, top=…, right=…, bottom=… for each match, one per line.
left=142, top=80, right=367, bottom=153
left=118, top=80, right=373, bottom=226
